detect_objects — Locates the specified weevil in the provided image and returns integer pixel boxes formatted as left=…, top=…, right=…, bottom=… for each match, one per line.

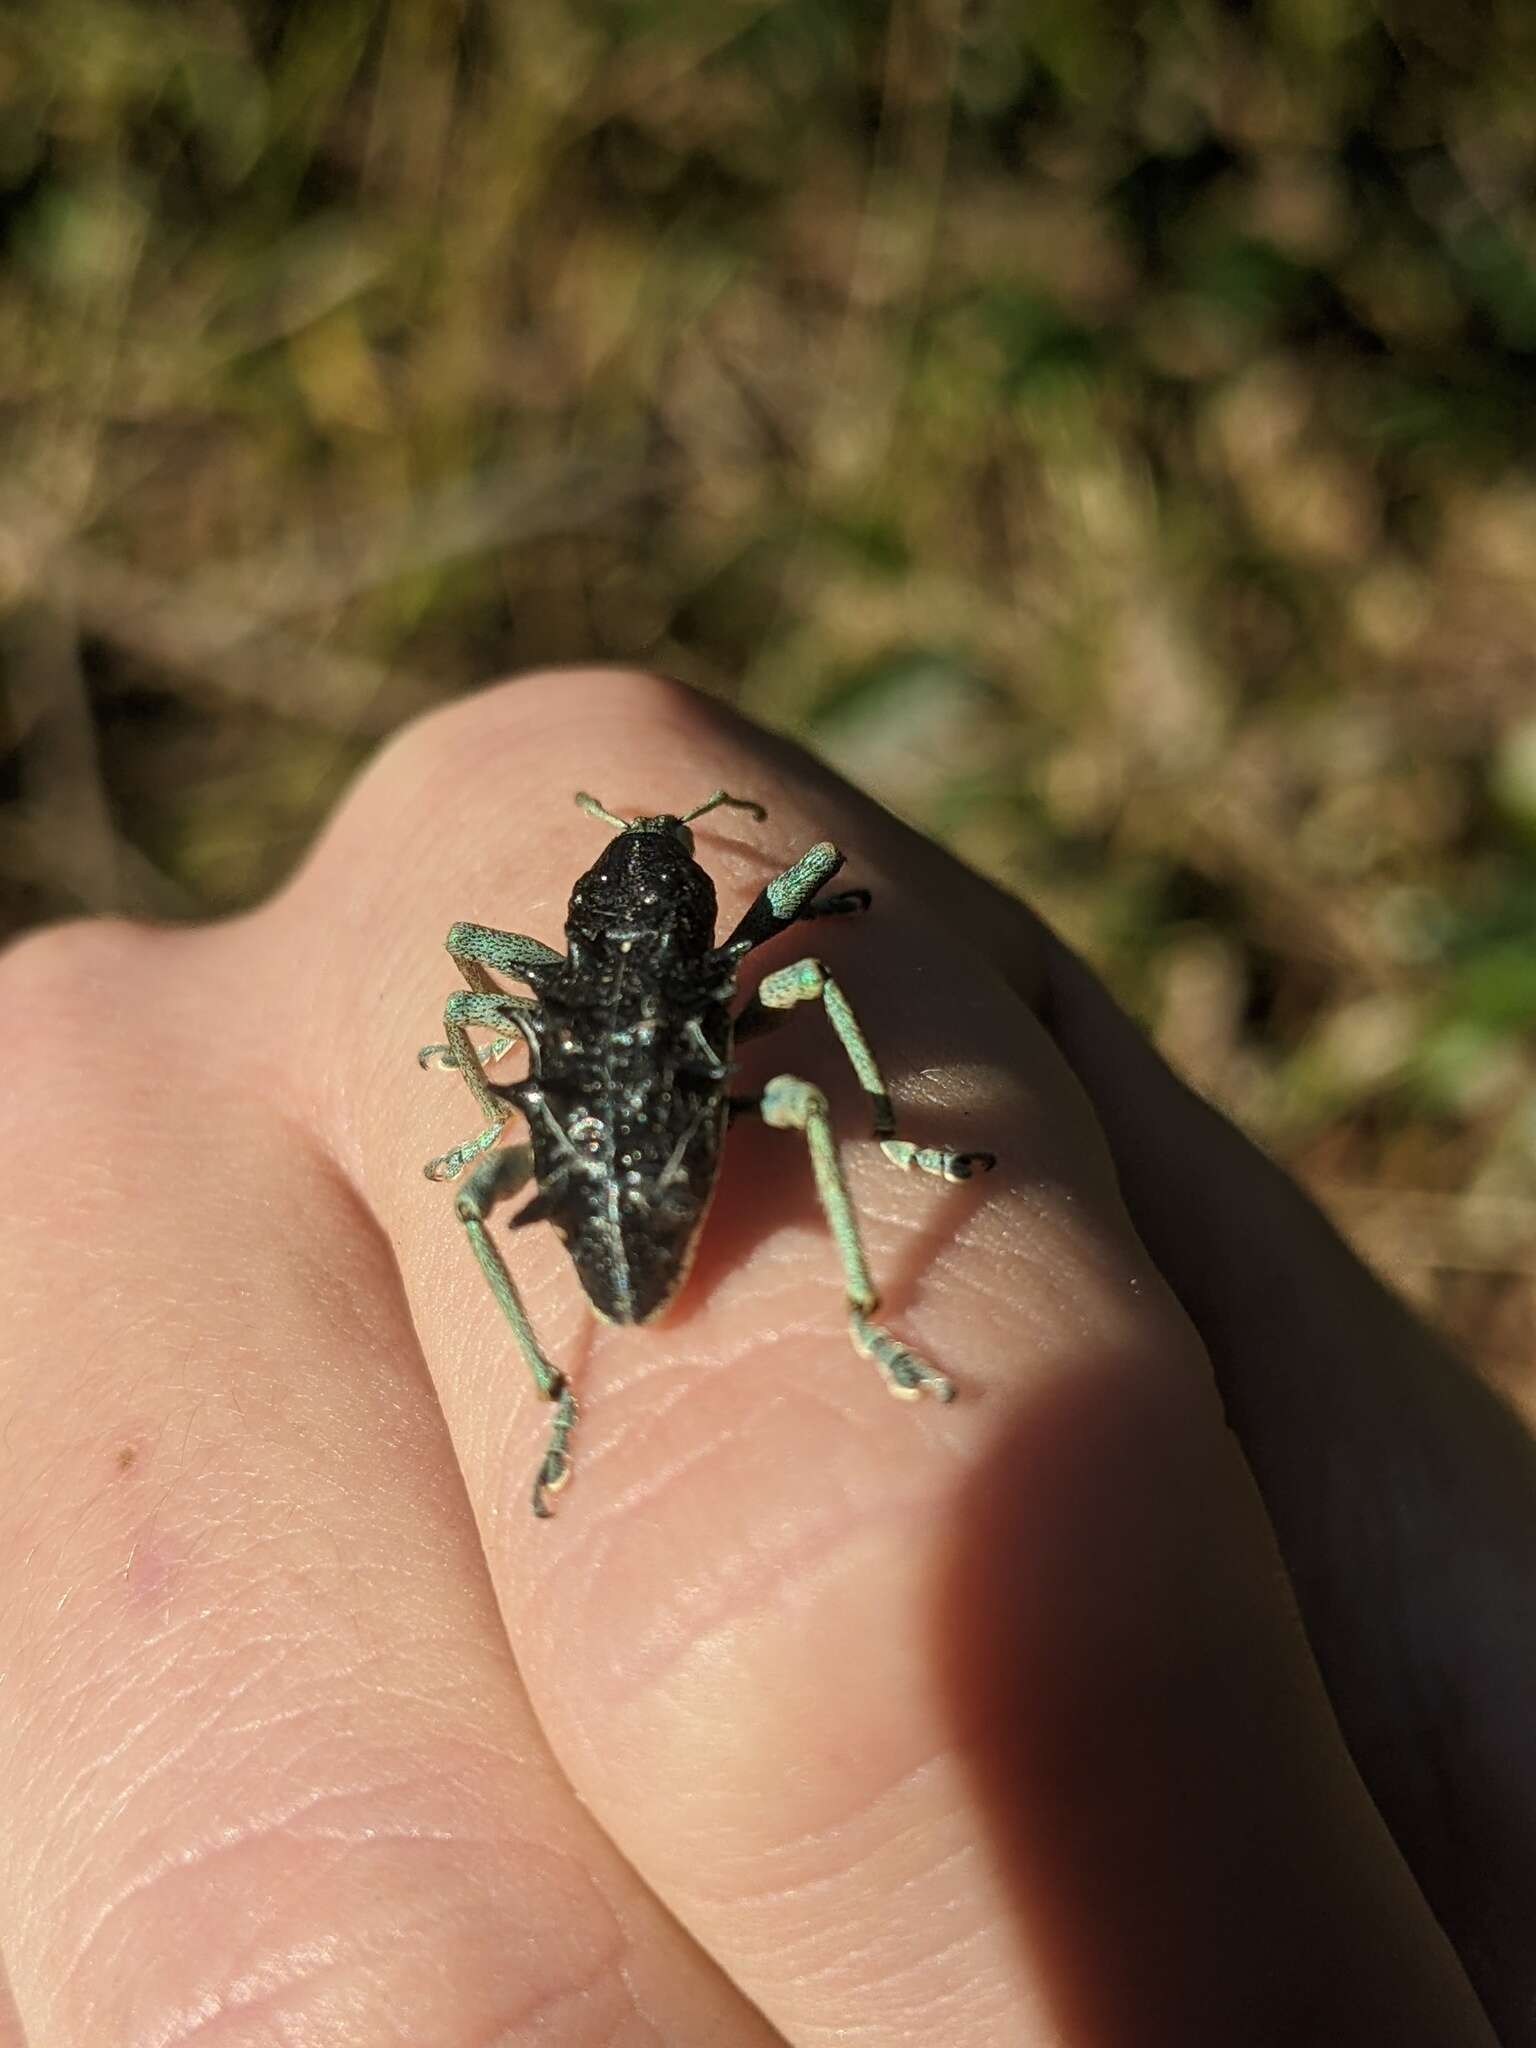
left=419, top=790, right=995, bottom=1515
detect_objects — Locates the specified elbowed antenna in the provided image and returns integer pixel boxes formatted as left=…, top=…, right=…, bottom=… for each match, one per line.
left=678, top=790, right=768, bottom=825
left=574, top=792, right=631, bottom=830
left=575, top=789, right=769, bottom=831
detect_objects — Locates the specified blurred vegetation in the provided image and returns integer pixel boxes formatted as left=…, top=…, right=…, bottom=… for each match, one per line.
left=1, top=0, right=1534, bottom=1390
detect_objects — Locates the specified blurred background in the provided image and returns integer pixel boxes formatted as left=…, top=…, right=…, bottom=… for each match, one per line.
left=1, top=0, right=1533, bottom=1397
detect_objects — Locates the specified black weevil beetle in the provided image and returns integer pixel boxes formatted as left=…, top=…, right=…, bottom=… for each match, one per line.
left=420, top=789, right=995, bottom=1515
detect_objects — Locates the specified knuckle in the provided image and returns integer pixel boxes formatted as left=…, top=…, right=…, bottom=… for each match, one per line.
left=0, top=914, right=150, bottom=1006
left=0, top=920, right=200, bottom=1165
left=56, top=1793, right=637, bottom=2048
left=0, top=917, right=159, bottom=1093
left=371, top=667, right=693, bottom=804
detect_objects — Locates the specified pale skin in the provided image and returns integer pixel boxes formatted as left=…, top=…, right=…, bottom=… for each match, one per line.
left=0, top=670, right=1529, bottom=2046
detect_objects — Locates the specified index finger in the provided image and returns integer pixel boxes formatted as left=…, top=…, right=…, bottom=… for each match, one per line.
left=280, top=670, right=1494, bottom=2046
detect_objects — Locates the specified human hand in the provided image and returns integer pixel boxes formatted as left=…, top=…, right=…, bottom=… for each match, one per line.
left=0, top=672, right=1523, bottom=2045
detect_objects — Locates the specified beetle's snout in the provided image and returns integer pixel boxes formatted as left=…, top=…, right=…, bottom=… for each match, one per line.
left=628, top=814, right=694, bottom=854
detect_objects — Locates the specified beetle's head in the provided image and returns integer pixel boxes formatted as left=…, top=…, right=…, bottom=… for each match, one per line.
left=567, top=789, right=767, bottom=951
left=568, top=790, right=764, bottom=951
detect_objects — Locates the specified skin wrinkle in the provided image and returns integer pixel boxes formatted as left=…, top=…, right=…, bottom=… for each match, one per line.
left=567, top=1557, right=964, bottom=1881
left=558, top=1369, right=804, bottom=1548
left=135, top=1936, right=348, bottom=2048
left=140, top=1927, right=649, bottom=2048
left=15, top=1637, right=263, bottom=1897
left=67, top=1759, right=475, bottom=1983
left=64, top=1812, right=641, bottom=2048
left=547, top=1485, right=911, bottom=1709
left=729, top=1842, right=995, bottom=1994
left=528, top=1294, right=950, bottom=1523
left=784, top=1924, right=1004, bottom=2035
left=39, top=1583, right=413, bottom=1868
left=687, top=1753, right=963, bottom=1919
left=688, top=1869, right=1007, bottom=2044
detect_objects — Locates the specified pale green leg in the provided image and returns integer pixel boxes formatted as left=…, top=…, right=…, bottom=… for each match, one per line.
left=758, top=1074, right=955, bottom=1401
left=418, top=991, right=536, bottom=1172
left=717, top=840, right=850, bottom=956
left=419, top=1032, right=520, bottom=1074
left=420, top=922, right=564, bottom=1086
left=448, top=920, right=564, bottom=987
left=455, top=1145, right=578, bottom=1516
left=745, top=958, right=996, bottom=1182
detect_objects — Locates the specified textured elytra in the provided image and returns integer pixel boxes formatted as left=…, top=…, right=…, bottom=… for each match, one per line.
left=503, top=828, right=734, bottom=1323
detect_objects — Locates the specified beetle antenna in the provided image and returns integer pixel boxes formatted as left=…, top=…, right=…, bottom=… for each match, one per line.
left=678, top=789, right=768, bottom=825
left=574, top=792, right=631, bottom=830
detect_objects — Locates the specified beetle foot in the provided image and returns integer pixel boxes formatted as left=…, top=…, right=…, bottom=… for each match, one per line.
left=418, top=1035, right=518, bottom=1072
left=424, top=1122, right=505, bottom=1182
left=880, top=1138, right=996, bottom=1183
left=803, top=886, right=872, bottom=920
left=850, top=1309, right=955, bottom=1403
left=531, top=1380, right=578, bottom=1518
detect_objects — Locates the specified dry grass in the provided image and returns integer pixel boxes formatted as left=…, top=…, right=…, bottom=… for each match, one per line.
left=2, top=0, right=1534, bottom=1389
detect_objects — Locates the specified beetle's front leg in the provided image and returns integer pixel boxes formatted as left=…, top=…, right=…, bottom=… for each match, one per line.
left=716, top=840, right=866, bottom=960
left=737, top=957, right=996, bottom=1182
left=419, top=921, right=564, bottom=1078
left=752, top=1075, right=955, bottom=1401
left=452, top=1144, right=578, bottom=1516
left=419, top=988, right=537, bottom=1135
left=447, top=921, right=564, bottom=992
left=417, top=1034, right=521, bottom=1074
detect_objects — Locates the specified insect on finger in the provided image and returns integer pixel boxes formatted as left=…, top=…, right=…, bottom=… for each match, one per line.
left=421, top=792, right=996, bottom=1512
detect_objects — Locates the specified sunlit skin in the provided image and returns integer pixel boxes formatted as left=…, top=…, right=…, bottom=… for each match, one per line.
left=0, top=671, right=1527, bottom=2046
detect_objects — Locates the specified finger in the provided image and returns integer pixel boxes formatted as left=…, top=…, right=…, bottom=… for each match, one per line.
left=295, top=669, right=1495, bottom=2045
left=1036, top=925, right=1536, bottom=2040
left=0, top=925, right=782, bottom=2044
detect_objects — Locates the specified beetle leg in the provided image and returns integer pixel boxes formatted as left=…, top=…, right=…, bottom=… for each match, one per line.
left=419, top=989, right=537, bottom=1126
left=424, top=1119, right=508, bottom=1183
left=738, top=957, right=996, bottom=1181
left=755, top=1075, right=955, bottom=1401
left=454, top=1144, right=578, bottom=1517
left=419, top=925, right=561, bottom=1078
left=418, top=1033, right=520, bottom=1073
left=799, top=887, right=871, bottom=922
left=446, top=921, right=564, bottom=990
left=715, top=840, right=850, bottom=958
left=730, top=896, right=876, bottom=1050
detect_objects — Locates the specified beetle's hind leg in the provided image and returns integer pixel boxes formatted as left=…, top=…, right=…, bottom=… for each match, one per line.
left=738, top=958, right=996, bottom=1181
left=752, top=1075, right=956, bottom=1401
left=454, top=1144, right=578, bottom=1516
